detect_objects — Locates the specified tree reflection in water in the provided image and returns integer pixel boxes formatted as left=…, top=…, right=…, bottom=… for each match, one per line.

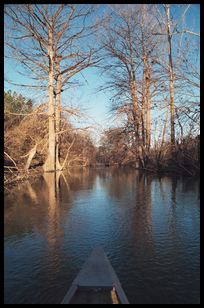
left=4, top=168, right=200, bottom=304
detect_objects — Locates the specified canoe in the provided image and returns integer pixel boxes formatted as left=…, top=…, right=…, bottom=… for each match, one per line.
left=61, top=247, right=129, bottom=304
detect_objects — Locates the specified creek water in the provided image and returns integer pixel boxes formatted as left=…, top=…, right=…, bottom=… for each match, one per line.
left=4, top=168, right=200, bottom=304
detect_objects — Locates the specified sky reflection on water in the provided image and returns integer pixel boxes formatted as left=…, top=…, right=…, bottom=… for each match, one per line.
left=4, top=168, right=200, bottom=304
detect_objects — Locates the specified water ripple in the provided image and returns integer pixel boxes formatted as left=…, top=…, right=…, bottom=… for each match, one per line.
left=4, top=169, right=200, bottom=304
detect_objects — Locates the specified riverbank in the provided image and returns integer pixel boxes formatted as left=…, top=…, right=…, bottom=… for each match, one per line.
left=4, top=166, right=43, bottom=192
left=4, top=162, right=199, bottom=192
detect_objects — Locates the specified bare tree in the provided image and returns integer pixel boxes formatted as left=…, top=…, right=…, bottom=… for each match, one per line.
left=5, top=4, right=100, bottom=172
left=165, top=4, right=175, bottom=145
left=153, top=4, right=200, bottom=146
left=98, top=4, right=161, bottom=167
left=5, top=5, right=58, bottom=171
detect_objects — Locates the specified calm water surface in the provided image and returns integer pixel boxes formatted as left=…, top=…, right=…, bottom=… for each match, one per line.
left=4, top=168, right=200, bottom=304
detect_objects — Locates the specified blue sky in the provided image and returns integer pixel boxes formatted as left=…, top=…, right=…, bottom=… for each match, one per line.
left=4, top=4, right=200, bottom=142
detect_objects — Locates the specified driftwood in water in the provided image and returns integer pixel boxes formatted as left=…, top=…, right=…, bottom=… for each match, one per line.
left=4, top=152, right=18, bottom=170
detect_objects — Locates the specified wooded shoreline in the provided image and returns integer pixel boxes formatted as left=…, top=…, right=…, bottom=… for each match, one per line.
left=4, top=4, right=200, bottom=185
left=4, top=156, right=200, bottom=191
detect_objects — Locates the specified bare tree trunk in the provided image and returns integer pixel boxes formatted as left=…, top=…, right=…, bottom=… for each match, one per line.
left=61, top=137, right=75, bottom=170
left=142, top=50, right=151, bottom=150
left=140, top=4, right=151, bottom=158
left=141, top=74, right=146, bottom=147
left=141, top=9, right=147, bottom=149
left=158, top=110, right=168, bottom=162
left=131, top=83, right=145, bottom=168
left=166, top=4, right=175, bottom=145
left=55, top=58, right=62, bottom=171
left=129, top=28, right=142, bottom=166
left=175, top=107, right=183, bottom=140
left=161, top=110, right=168, bottom=148
left=130, top=79, right=141, bottom=164
left=146, top=63, right=151, bottom=150
left=25, top=144, right=37, bottom=171
left=43, top=29, right=56, bottom=172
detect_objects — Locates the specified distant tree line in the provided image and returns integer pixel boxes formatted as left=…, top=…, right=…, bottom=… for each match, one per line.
left=97, top=127, right=199, bottom=176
